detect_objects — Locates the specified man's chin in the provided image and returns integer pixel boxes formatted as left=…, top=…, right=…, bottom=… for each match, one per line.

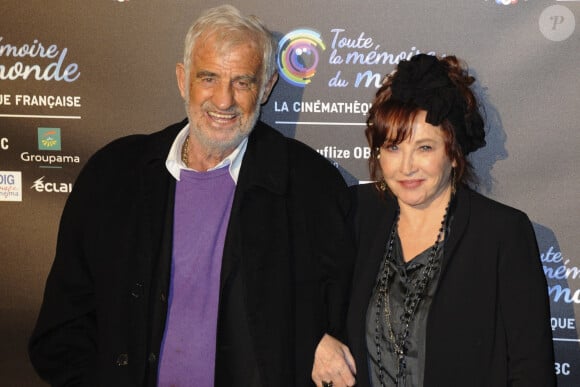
left=198, top=133, right=249, bottom=154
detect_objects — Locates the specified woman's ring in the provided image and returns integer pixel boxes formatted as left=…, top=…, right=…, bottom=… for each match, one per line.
left=322, top=382, right=333, bottom=387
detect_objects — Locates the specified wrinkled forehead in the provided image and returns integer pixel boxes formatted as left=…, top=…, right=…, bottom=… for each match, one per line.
left=196, top=29, right=261, bottom=59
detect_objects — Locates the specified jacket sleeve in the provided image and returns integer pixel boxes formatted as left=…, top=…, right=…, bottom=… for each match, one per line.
left=28, top=157, right=99, bottom=386
left=499, top=212, right=556, bottom=386
left=309, top=170, right=355, bottom=341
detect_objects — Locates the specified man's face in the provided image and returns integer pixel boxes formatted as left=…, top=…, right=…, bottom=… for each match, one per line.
left=177, top=32, right=276, bottom=156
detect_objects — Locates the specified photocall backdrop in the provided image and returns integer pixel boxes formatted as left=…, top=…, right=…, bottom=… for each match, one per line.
left=1, top=0, right=578, bottom=385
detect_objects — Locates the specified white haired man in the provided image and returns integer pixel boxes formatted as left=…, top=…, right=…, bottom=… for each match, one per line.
left=30, top=5, right=355, bottom=387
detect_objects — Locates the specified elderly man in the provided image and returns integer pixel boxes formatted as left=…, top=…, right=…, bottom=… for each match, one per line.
left=29, top=5, right=355, bottom=387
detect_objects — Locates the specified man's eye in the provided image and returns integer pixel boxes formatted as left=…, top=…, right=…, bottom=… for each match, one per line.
left=234, top=80, right=251, bottom=90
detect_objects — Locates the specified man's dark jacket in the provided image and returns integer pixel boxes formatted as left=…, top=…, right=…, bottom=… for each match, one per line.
left=29, top=119, right=354, bottom=386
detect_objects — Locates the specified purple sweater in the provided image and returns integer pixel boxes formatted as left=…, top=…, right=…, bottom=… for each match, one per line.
left=158, top=166, right=235, bottom=386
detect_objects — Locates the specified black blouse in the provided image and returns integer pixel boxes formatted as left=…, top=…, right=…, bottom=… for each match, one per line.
left=365, top=231, right=445, bottom=387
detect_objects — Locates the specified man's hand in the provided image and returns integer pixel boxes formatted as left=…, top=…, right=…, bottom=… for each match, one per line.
left=312, top=334, right=357, bottom=387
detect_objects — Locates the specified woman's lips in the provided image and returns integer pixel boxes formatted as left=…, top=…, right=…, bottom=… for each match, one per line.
left=398, top=179, right=423, bottom=189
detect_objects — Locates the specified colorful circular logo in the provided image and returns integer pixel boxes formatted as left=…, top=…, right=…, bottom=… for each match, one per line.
left=277, top=29, right=326, bottom=87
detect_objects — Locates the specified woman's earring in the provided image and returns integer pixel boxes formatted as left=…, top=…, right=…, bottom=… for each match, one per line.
left=378, top=179, right=388, bottom=191
left=375, top=147, right=381, bottom=159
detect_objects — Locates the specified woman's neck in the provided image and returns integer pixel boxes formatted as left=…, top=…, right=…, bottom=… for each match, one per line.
left=396, top=187, right=452, bottom=261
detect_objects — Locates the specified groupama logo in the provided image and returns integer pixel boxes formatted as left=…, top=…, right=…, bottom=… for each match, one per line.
left=37, top=127, right=61, bottom=151
left=277, top=28, right=326, bottom=87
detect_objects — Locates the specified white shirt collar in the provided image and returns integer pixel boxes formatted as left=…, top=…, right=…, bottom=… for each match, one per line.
left=165, top=123, right=247, bottom=183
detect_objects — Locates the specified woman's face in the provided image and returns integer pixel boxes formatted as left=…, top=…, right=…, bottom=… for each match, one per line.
left=379, top=110, right=456, bottom=210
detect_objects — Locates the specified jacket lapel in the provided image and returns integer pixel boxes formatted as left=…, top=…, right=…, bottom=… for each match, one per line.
left=440, top=186, right=471, bottom=276
left=348, top=187, right=397, bottom=381
left=215, top=123, right=291, bottom=384
left=219, top=122, right=289, bottom=294
left=355, top=189, right=397, bottom=305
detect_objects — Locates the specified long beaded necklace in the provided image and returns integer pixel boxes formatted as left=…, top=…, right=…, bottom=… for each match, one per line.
left=374, top=201, right=450, bottom=386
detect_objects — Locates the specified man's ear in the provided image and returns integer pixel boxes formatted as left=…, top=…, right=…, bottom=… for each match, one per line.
left=260, top=72, right=279, bottom=104
left=176, top=63, right=187, bottom=99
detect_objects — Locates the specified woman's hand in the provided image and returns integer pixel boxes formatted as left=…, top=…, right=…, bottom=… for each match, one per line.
left=312, top=333, right=357, bottom=387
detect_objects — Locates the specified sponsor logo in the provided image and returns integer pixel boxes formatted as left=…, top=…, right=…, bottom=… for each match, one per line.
left=22, top=128, right=80, bottom=167
left=30, top=176, right=73, bottom=193
left=554, top=362, right=571, bottom=376
left=316, top=145, right=371, bottom=160
left=0, top=171, right=22, bottom=201
left=38, top=127, right=61, bottom=151
left=277, top=29, right=326, bottom=87
left=20, top=152, right=80, bottom=167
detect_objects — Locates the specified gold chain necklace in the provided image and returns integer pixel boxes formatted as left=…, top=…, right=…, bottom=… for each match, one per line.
left=181, top=136, right=190, bottom=166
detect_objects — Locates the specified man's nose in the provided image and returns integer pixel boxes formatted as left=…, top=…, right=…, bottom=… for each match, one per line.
left=212, top=81, right=235, bottom=110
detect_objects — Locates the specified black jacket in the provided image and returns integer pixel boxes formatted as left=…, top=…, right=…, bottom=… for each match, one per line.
left=29, top=120, right=354, bottom=386
left=347, top=184, right=555, bottom=387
